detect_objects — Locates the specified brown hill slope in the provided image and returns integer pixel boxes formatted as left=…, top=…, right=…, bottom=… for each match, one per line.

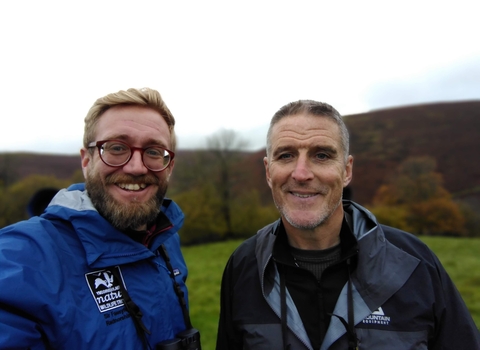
left=1, top=100, right=479, bottom=207
left=346, top=101, right=480, bottom=204
left=0, top=153, right=80, bottom=187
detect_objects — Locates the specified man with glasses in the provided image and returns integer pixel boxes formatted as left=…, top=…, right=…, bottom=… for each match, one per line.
left=0, top=88, right=198, bottom=349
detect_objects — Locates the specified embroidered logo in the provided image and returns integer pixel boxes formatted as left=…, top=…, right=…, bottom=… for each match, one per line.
left=362, top=306, right=391, bottom=326
left=86, top=267, right=125, bottom=313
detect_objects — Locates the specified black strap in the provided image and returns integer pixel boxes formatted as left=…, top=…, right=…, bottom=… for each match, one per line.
left=329, top=258, right=358, bottom=350
left=159, top=244, right=193, bottom=329
left=346, top=258, right=358, bottom=350
left=279, top=266, right=291, bottom=350
left=110, top=267, right=152, bottom=350
left=108, top=246, right=195, bottom=349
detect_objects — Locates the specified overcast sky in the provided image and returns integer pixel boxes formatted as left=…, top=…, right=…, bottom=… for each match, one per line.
left=1, top=1, right=479, bottom=154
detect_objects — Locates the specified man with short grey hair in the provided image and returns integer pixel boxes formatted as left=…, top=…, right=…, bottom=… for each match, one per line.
left=216, top=99, right=480, bottom=349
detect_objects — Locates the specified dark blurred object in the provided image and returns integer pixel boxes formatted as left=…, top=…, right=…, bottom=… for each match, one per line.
left=27, top=188, right=59, bottom=217
left=343, top=186, right=352, bottom=200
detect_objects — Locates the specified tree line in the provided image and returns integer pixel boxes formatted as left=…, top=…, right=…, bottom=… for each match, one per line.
left=1, top=131, right=479, bottom=242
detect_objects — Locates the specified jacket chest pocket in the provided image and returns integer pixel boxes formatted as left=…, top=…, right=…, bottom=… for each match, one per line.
left=355, top=328, right=428, bottom=350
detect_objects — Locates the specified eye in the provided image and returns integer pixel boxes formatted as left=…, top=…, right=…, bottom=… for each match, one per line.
left=315, top=153, right=329, bottom=160
left=145, top=147, right=164, bottom=158
left=278, top=153, right=293, bottom=160
left=104, top=142, right=129, bottom=154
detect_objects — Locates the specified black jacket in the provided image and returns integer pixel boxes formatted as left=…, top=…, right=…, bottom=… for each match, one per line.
left=216, top=201, right=480, bottom=349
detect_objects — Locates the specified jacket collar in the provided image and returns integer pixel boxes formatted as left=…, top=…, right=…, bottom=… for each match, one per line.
left=44, top=184, right=184, bottom=268
left=124, top=210, right=173, bottom=247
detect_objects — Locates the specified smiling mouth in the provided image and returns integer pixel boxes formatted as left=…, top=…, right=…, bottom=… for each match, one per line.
left=291, top=192, right=317, bottom=198
left=117, top=183, right=148, bottom=191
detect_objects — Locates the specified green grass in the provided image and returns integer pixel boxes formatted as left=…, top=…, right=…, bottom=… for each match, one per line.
left=183, top=240, right=242, bottom=350
left=183, top=237, right=480, bottom=350
left=419, top=236, right=480, bottom=328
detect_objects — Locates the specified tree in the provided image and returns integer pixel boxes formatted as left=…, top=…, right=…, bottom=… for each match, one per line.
left=230, top=190, right=279, bottom=238
left=206, top=129, right=249, bottom=239
left=168, top=150, right=216, bottom=197
left=0, top=153, right=18, bottom=189
left=409, top=198, right=465, bottom=236
left=369, top=156, right=465, bottom=236
left=173, top=183, right=227, bottom=244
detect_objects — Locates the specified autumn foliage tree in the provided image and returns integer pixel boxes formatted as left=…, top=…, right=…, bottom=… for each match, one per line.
left=169, top=129, right=279, bottom=244
left=369, top=156, right=466, bottom=236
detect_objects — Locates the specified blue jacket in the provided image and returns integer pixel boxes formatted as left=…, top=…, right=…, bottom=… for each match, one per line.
left=0, top=184, right=189, bottom=349
left=217, top=200, right=480, bottom=349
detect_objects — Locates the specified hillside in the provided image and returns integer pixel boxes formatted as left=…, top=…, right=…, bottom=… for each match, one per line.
left=0, top=153, right=80, bottom=187
left=1, top=100, right=479, bottom=207
left=346, top=101, right=480, bottom=204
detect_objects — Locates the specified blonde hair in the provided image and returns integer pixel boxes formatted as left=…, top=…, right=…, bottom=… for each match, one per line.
left=83, top=87, right=176, bottom=151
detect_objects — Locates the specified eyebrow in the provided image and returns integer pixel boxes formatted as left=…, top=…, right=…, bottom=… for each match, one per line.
left=102, top=134, right=168, bottom=148
left=273, top=145, right=339, bottom=157
left=272, top=146, right=295, bottom=157
left=312, top=145, right=338, bottom=155
left=104, top=134, right=129, bottom=141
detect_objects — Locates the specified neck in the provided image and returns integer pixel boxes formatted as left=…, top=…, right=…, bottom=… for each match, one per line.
left=135, top=224, right=147, bottom=231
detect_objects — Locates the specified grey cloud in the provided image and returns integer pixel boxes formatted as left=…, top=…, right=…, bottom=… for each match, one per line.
left=365, top=55, right=480, bottom=110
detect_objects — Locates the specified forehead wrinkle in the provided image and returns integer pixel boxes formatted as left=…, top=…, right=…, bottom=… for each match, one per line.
left=274, top=129, right=339, bottom=150
left=272, top=114, right=340, bottom=151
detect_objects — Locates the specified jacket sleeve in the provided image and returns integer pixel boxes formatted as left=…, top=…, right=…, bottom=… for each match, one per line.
left=429, top=253, right=480, bottom=349
left=0, top=229, right=47, bottom=349
left=0, top=306, right=47, bottom=349
left=216, top=255, right=243, bottom=350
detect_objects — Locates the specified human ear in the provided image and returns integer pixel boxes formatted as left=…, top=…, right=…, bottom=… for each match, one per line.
left=80, top=148, right=91, bottom=179
left=263, top=156, right=273, bottom=189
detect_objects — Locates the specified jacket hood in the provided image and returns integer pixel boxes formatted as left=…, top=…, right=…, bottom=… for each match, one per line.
left=42, top=183, right=185, bottom=268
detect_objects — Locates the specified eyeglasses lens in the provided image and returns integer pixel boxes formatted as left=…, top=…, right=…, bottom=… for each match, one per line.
left=99, top=141, right=171, bottom=171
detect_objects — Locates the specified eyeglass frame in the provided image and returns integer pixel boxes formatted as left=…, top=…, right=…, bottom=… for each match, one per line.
left=87, top=139, right=175, bottom=172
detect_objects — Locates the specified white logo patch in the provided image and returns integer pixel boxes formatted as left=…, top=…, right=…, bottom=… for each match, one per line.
left=362, top=306, right=391, bottom=325
left=85, top=267, right=125, bottom=313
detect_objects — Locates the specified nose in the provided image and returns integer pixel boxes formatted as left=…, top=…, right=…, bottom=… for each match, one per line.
left=122, top=149, right=148, bottom=175
left=291, top=154, right=314, bottom=182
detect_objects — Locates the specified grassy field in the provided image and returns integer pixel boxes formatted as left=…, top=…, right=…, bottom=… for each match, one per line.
left=183, top=237, right=480, bottom=350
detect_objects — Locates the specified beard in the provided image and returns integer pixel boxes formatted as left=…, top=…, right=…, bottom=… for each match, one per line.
left=274, top=183, right=343, bottom=230
left=278, top=198, right=342, bottom=230
left=85, top=170, right=168, bottom=231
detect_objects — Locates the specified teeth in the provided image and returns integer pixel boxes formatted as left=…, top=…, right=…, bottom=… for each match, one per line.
left=118, top=183, right=147, bottom=191
left=293, top=193, right=315, bottom=198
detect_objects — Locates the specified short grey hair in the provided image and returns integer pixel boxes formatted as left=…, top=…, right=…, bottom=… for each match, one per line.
left=265, top=100, right=349, bottom=162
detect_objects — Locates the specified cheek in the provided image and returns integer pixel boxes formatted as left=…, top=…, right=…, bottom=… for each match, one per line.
left=86, top=160, right=115, bottom=183
left=160, top=167, right=173, bottom=181
left=266, top=167, right=284, bottom=187
left=324, top=165, right=347, bottom=182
